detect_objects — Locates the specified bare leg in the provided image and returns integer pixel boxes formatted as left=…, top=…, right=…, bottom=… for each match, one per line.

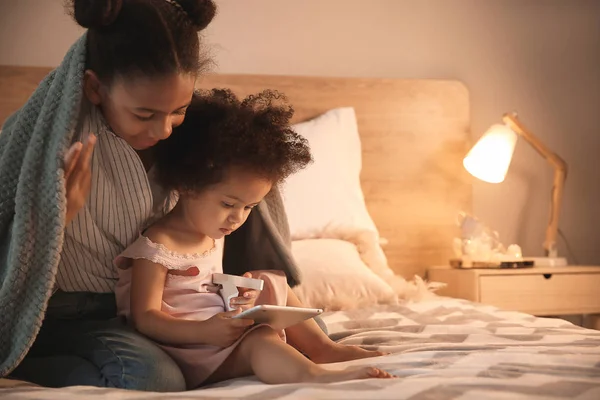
left=206, top=327, right=395, bottom=385
left=284, top=287, right=389, bottom=364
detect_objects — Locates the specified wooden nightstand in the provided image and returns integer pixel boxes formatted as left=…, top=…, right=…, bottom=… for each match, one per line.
left=427, top=266, right=600, bottom=318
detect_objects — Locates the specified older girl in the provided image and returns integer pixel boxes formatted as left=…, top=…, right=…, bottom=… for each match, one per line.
left=4, top=0, right=216, bottom=391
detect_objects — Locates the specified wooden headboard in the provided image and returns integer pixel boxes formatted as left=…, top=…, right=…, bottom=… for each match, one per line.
left=0, top=65, right=472, bottom=279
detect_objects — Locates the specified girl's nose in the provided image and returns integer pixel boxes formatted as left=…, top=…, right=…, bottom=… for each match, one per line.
left=153, top=116, right=173, bottom=140
left=228, top=209, right=244, bottom=224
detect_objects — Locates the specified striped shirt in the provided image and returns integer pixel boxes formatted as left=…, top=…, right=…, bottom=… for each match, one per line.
left=56, top=104, right=166, bottom=293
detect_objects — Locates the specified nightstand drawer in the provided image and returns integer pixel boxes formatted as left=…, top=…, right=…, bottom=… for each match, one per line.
left=480, top=272, right=600, bottom=315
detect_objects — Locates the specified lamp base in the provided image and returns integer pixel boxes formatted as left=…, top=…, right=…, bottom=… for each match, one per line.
left=527, top=257, right=568, bottom=267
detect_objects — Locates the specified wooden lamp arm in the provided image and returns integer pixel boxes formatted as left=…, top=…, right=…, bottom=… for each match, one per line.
left=502, top=112, right=568, bottom=258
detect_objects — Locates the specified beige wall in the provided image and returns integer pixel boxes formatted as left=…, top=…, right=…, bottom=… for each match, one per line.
left=1, top=0, right=599, bottom=265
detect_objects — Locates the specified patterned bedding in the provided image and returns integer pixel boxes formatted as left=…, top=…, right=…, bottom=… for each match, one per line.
left=2, top=297, right=599, bottom=399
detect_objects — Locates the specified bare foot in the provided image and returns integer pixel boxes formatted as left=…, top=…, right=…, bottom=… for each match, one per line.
left=311, top=343, right=389, bottom=364
left=307, top=366, right=396, bottom=383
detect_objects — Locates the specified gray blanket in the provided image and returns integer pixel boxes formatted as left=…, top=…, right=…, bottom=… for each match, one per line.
left=0, top=33, right=299, bottom=377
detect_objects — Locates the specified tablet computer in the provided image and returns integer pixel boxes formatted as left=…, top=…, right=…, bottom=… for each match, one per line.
left=232, top=305, right=323, bottom=330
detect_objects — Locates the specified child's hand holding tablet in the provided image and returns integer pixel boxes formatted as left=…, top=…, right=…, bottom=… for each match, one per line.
left=232, top=305, right=323, bottom=330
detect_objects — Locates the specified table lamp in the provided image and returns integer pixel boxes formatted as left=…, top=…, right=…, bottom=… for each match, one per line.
left=462, top=112, right=568, bottom=266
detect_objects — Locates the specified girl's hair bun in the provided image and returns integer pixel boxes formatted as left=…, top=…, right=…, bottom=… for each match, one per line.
left=175, top=0, right=217, bottom=31
left=71, top=0, right=124, bottom=29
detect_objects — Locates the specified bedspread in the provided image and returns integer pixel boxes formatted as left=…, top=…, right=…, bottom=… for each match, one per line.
left=2, top=297, right=599, bottom=399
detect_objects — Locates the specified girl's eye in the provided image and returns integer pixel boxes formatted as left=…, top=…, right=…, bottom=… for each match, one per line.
left=135, top=114, right=153, bottom=121
left=173, top=109, right=187, bottom=116
left=221, top=202, right=234, bottom=208
left=244, top=205, right=255, bottom=210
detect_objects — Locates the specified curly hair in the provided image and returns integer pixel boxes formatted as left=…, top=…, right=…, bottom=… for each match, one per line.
left=154, top=89, right=312, bottom=193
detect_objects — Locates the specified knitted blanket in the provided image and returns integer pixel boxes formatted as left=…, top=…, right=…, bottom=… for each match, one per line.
left=0, top=34, right=300, bottom=377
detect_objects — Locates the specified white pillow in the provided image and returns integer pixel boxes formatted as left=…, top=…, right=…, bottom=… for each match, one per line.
left=291, top=238, right=398, bottom=311
left=282, top=107, right=378, bottom=239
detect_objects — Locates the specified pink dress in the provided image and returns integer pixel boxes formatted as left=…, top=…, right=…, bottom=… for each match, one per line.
left=114, top=236, right=288, bottom=389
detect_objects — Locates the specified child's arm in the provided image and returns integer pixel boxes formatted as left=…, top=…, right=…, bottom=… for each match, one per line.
left=129, top=258, right=254, bottom=346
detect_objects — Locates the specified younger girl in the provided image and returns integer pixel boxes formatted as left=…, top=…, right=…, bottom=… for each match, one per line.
left=115, top=89, right=396, bottom=388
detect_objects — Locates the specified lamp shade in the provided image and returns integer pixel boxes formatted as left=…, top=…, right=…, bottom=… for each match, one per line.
left=463, top=123, right=518, bottom=183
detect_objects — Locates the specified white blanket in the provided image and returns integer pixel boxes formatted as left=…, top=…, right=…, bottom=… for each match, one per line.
left=2, top=298, right=599, bottom=399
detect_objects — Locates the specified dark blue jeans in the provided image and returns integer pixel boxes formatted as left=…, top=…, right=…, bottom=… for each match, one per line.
left=9, top=291, right=186, bottom=391
left=10, top=290, right=330, bottom=390
left=11, top=291, right=327, bottom=392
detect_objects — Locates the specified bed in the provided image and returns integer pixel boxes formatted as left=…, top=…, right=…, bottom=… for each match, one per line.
left=1, top=67, right=599, bottom=399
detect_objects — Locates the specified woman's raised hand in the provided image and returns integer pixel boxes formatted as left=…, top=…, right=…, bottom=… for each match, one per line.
left=63, top=134, right=97, bottom=225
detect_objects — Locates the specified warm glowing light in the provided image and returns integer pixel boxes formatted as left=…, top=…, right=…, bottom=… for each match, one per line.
left=463, top=124, right=518, bottom=183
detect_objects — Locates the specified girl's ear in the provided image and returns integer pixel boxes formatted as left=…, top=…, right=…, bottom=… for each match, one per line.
left=83, top=70, right=103, bottom=105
